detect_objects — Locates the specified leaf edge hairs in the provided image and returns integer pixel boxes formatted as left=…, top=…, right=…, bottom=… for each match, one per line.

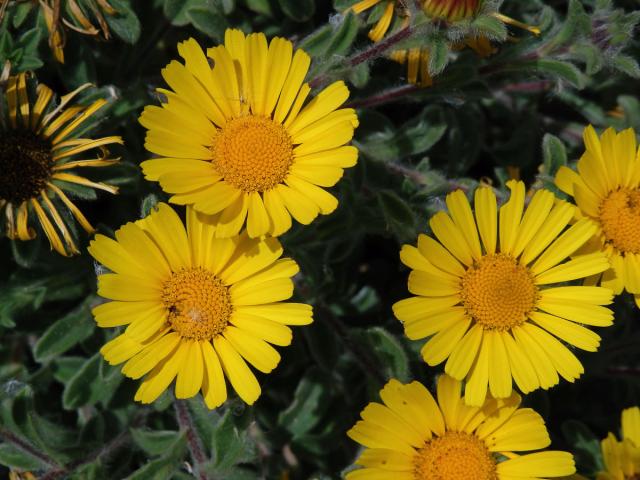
left=0, top=72, right=121, bottom=256
left=139, top=29, right=359, bottom=239
left=88, top=203, right=313, bottom=408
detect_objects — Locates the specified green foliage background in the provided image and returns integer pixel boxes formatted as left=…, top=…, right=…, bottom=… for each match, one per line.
left=1, top=0, right=640, bottom=478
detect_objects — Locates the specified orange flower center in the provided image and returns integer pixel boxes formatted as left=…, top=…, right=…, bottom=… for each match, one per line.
left=162, top=267, right=232, bottom=340
left=0, top=131, right=52, bottom=203
left=212, top=115, right=293, bottom=193
left=599, top=188, right=640, bottom=254
left=414, top=431, right=497, bottom=480
left=460, top=253, right=538, bottom=330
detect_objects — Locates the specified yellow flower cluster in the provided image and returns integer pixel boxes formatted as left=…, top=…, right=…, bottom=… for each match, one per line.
left=3, top=9, right=639, bottom=478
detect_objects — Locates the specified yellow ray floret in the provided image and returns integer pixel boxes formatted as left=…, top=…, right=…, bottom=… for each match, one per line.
left=393, top=180, right=614, bottom=406
left=0, top=73, right=120, bottom=256
left=140, top=30, right=359, bottom=238
left=88, top=203, right=313, bottom=408
left=597, top=407, right=640, bottom=480
left=346, top=374, right=576, bottom=479
left=555, top=125, right=640, bottom=309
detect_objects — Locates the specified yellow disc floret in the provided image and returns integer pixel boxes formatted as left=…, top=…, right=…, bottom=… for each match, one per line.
left=599, top=188, right=640, bottom=254
left=414, top=431, right=497, bottom=480
left=162, top=267, right=232, bottom=340
left=212, top=115, right=293, bottom=193
left=461, top=253, right=538, bottom=330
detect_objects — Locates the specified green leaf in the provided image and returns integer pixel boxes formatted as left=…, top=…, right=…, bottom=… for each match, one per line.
left=163, top=0, right=206, bottom=25
left=62, top=353, right=122, bottom=409
left=302, top=316, right=341, bottom=372
left=572, top=43, right=603, bottom=75
left=53, top=357, right=86, bottom=384
left=277, top=368, right=331, bottom=438
left=613, top=54, right=640, bottom=78
left=326, top=12, right=359, bottom=57
left=131, top=429, right=181, bottom=456
left=12, top=2, right=34, bottom=28
left=0, top=443, right=46, bottom=470
left=10, top=235, right=41, bottom=269
left=348, top=62, right=370, bottom=88
left=245, top=0, right=273, bottom=16
left=104, top=0, right=142, bottom=44
left=428, top=37, right=449, bottom=76
left=124, top=434, right=186, bottom=480
left=220, top=0, right=235, bottom=15
left=17, top=26, right=41, bottom=54
left=125, top=457, right=179, bottom=480
left=561, top=420, right=603, bottom=475
left=278, top=0, right=315, bottom=22
left=187, top=6, right=227, bottom=40
left=376, top=189, right=416, bottom=241
left=471, top=14, right=508, bottom=41
left=545, top=0, right=590, bottom=51
left=541, top=134, right=567, bottom=176
left=360, top=327, right=409, bottom=382
left=298, top=24, right=334, bottom=57
left=211, top=409, right=255, bottom=471
left=533, top=59, right=586, bottom=88
left=33, top=300, right=95, bottom=362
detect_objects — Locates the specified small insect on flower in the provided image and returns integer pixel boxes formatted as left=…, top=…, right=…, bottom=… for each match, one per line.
left=89, top=203, right=313, bottom=408
left=0, top=73, right=121, bottom=256
left=556, top=125, right=640, bottom=309
left=346, top=375, right=576, bottom=479
left=139, top=29, right=359, bottom=239
left=393, top=181, right=614, bottom=406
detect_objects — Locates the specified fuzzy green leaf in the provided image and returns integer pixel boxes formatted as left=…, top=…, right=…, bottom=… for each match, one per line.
left=542, top=133, right=567, bottom=176
left=131, top=429, right=181, bottom=456
left=33, top=300, right=95, bottom=362
left=104, top=0, right=141, bottom=44
left=613, top=54, right=640, bottom=78
left=278, top=368, right=331, bottom=438
left=472, top=14, right=508, bottom=41
left=0, top=443, right=47, bottom=470
left=278, top=0, right=315, bottom=22
left=62, top=353, right=122, bottom=410
left=187, top=6, right=227, bottom=40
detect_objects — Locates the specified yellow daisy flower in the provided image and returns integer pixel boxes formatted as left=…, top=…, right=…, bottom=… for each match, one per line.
left=1, top=73, right=121, bottom=256
left=597, top=407, right=640, bottom=480
left=140, top=30, right=359, bottom=239
left=555, top=126, right=640, bottom=308
left=88, top=203, right=313, bottom=408
left=347, top=374, right=576, bottom=479
left=393, top=180, right=614, bottom=406
left=349, top=0, right=409, bottom=42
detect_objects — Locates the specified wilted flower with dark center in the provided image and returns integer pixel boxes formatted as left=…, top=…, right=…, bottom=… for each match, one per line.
left=422, top=0, right=481, bottom=22
left=8, top=0, right=119, bottom=63
left=0, top=73, right=121, bottom=256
